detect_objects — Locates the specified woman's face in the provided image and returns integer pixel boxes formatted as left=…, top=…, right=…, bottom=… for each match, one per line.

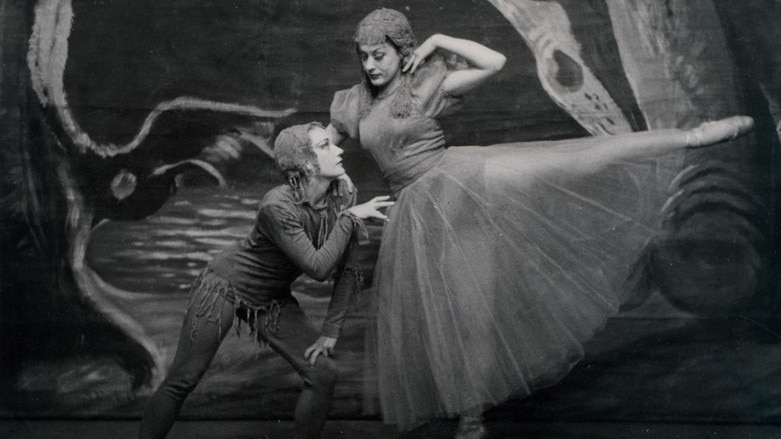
left=308, top=127, right=345, bottom=180
left=358, top=41, right=403, bottom=89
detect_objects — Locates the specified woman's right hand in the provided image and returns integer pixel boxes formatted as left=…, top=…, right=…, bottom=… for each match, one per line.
left=347, top=195, right=395, bottom=221
left=403, top=34, right=440, bottom=74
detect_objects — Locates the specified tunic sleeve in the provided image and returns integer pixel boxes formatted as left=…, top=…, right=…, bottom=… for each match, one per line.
left=321, top=194, right=364, bottom=339
left=413, top=53, right=466, bottom=118
left=258, top=202, right=355, bottom=282
left=321, top=237, right=362, bottom=339
left=330, top=85, right=362, bottom=139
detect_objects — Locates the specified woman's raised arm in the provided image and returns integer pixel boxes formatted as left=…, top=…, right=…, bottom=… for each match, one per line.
left=404, top=34, right=506, bottom=96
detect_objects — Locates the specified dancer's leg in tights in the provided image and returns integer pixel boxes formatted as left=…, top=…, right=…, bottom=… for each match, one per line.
left=485, top=116, right=754, bottom=182
left=139, top=300, right=338, bottom=439
left=260, top=303, right=340, bottom=439
left=138, top=297, right=234, bottom=439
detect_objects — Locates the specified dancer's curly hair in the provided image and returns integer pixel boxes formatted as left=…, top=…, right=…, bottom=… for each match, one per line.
left=273, top=122, right=325, bottom=200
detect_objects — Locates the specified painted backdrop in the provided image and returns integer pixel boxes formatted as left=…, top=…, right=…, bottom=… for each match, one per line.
left=2, top=0, right=780, bottom=428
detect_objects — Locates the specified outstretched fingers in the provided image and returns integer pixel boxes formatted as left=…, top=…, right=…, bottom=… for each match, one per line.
left=368, top=196, right=395, bottom=221
left=347, top=195, right=395, bottom=220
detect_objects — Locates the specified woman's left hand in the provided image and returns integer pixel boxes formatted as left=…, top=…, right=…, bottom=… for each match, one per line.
left=403, top=34, right=440, bottom=74
left=304, top=336, right=337, bottom=366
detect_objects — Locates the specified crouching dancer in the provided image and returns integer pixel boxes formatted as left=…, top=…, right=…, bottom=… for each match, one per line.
left=139, top=122, right=394, bottom=439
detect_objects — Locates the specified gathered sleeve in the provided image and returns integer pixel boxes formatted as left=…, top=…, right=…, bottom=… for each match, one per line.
left=330, top=84, right=362, bottom=139
left=258, top=202, right=356, bottom=282
left=412, top=53, right=466, bottom=118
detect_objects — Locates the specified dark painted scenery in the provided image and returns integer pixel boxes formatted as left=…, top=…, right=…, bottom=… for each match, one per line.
left=2, top=0, right=781, bottom=437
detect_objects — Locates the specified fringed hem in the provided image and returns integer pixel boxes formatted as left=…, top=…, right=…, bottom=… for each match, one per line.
left=187, top=266, right=287, bottom=347
left=234, top=299, right=283, bottom=346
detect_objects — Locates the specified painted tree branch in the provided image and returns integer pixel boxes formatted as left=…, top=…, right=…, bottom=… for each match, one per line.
left=25, top=0, right=296, bottom=387
left=28, top=0, right=293, bottom=158
left=605, top=0, right=739, bottom=130
left=487, top=0, right=632, bottom=135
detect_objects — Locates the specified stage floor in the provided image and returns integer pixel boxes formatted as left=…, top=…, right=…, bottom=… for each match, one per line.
left=2, top=419, right=780, bottom=439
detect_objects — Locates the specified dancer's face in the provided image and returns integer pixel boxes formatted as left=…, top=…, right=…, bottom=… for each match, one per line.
left=358, top=41, right=403, bottom=89
left=309, top=126, right=345, bottom=179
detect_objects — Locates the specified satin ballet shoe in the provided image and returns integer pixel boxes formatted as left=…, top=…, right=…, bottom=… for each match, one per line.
left=455, top=415, right=488, bottom=439
left=685, top=115, right=754, bottom=148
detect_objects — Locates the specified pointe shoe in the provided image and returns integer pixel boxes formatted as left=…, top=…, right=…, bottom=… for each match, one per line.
left=686, top=115, right=754, bottom=148
left=455, top=415, right=487, bottom=439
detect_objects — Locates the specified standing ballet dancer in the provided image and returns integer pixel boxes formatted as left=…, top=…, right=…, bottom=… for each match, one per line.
left=327, top=7, right=753, bottom=437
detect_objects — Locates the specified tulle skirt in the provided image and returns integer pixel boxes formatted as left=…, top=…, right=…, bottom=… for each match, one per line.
left=368, top=139, right=679, bottom=429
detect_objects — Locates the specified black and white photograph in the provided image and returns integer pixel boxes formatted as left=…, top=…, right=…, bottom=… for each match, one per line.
left=2, top=1, right=780, bottom=438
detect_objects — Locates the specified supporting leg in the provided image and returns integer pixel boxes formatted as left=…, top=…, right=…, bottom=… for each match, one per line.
left=138, top=296, right=234, bottom=439
left=456, top=404, right=488, bottom=439
left=261, top=304, right=339, bottom=439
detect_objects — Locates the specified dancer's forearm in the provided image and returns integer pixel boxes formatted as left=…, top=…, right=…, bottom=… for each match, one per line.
left=406, top=34, right=506, bottom=97
left=428, top=34, right=506, bottom=72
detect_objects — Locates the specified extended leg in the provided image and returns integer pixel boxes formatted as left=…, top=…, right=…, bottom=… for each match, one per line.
left=138, top=295, right=234, bottom=439
left=486, top=116, right=754, bottom=181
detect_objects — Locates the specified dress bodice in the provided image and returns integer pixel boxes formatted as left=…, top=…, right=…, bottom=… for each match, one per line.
left=331, top=56, right=463, bottom=192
